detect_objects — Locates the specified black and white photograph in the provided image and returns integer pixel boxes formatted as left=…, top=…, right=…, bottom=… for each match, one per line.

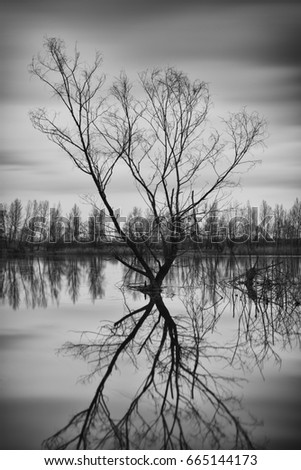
left=0, top=0, right=301, bottom=453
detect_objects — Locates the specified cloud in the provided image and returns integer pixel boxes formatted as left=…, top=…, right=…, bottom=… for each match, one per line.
left=241, top=162, right=301, bottom=191
left=1, top=0, right=300, bottom=212
left=129, top=3, right=301, bottom=68
left=0, top=151, right=43, bottom=168
left=246, top=173, right=301, bottom=191
left=0, top=332, right=38, bottom=350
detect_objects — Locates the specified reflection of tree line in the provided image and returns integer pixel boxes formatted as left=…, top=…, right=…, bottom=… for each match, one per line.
left=42, top=255, right=301, bottom=450
left=124, top=254, right=301, bottom=303
left=0, top=257, right=107, bottom=309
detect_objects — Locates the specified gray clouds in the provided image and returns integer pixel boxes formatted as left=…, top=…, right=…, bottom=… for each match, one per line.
left=0, top=151, right=43, bottom=168
left=0, top=0, right=300, bottom=210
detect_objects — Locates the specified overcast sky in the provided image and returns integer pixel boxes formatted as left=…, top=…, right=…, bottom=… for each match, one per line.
left=0, top=0, right=300, bottom=217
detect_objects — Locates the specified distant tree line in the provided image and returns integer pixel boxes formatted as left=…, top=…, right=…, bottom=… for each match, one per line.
left=0, top=197, right=300, bottom=254
left=0, top=200, right=106, bottom=249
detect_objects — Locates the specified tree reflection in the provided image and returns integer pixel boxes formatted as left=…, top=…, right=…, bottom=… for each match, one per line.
left=228, top=258, right=301, bottom=372
left=66, top=258, right=82, bottom=304
left=42, top=256, right=301, bottom=450
left=45, top=291, right=255, bottom=450
left=0, top=256, right=106, bottom=308
left=1, top=255, right=300, bottom=449
left=88, top=257, right=106, bottom=301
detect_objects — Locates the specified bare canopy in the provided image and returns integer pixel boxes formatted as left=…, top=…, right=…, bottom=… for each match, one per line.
left=29, top=37, right=266, bottom=286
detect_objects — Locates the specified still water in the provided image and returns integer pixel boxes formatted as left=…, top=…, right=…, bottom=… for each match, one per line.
left=0, top=255, right=300, bottom=449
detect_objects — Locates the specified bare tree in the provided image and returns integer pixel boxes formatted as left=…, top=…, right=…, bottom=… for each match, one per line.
left=88, top=206, right=105, bottom=243
left=68, top=203, right=81, bottom=241
left=288, top=198, right=301, bottom=240
left=7, top=198, right=23, bottom=243
left=29, top=37, right=266, bottom=288
left=24, top=199, right=49, bottom=244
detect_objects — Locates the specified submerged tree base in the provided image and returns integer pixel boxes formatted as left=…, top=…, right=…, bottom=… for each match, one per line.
left=126, top=282, right=163, bottom=296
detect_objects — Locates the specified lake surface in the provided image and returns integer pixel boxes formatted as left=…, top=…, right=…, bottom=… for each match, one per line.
left=0, top=254, right=300, bottom=449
